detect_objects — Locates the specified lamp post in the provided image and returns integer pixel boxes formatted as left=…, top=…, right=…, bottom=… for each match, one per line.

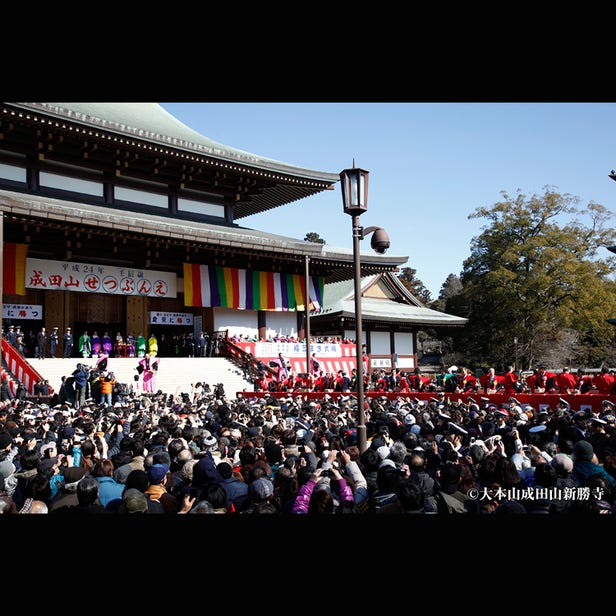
left=339, top=164, right=390, bottom=453
left=305, top=255, right=311, bottom=382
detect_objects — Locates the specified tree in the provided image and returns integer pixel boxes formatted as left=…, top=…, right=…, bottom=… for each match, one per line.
left=445, top=187, right=616, bottom=371
left=397, top=267, right=432, bottom=304
left=431, top=274, right=462, bottom=312
left=304, top=232, right=325, bottom=244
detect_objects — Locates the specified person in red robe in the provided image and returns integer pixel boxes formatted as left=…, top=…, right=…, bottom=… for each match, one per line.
left=502, top=365, right=519, bottom=394
left=574, top=368, right=594, bottom=394
left=594, top=367, right=616, bottom=395
left=556, top=366, right=577, bottom=394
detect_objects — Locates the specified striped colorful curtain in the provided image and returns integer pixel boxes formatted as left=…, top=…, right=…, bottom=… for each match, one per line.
left=2, top=243, right=28, bottom=295
left=183, top=263, right=324, bottom=310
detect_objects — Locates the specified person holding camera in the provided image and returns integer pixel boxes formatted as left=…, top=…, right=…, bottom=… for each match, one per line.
left=291, top=452, right=354, bottom=514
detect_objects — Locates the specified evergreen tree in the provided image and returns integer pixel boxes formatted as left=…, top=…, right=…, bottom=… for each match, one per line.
left=304, top=232, right=326, bottom=244
left=398, top=267, right=432, bottom=304
left=446, top=188, right=616, bottom=370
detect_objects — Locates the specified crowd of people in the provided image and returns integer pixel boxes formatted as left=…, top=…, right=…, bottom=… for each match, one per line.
left=1, top=374, right=616, bottom=515
left=2, top=323, right=616, bottom=515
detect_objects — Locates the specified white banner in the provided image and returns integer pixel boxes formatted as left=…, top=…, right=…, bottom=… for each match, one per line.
left=2, top=304, right=43, bottom=319
left=255, top=341, right=341, bottom=357
left=26, top=258, right=177, bottom=298
left=149, top=311, right=194, bottom=325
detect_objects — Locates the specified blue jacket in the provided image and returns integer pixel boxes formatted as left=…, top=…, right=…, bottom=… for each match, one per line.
left=220, top=476, right=249, bottom=511
left=572, top=460, right=616, bottom=489
left=73, top=367, right=89, bottom=388
left=96, top=476, right=125, bottom=507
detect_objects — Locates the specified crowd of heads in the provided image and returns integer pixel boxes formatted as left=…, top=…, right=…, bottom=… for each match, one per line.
left=1, top=375, right=616, bottom=514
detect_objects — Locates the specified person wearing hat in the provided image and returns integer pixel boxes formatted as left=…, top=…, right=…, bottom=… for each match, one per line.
left=442, top=421, right=468, bottom=458
left=586, top=416, right=610, bottom=461
left=571, top=440, right=616, bottom=490
left=145, top=463, right=179, bottom=513
left=48, top=466, right=88, bottom=512
left=62, top=327, right=73, bottom=358
left=0, top=457, right=17, bottom=498
left=6, top=325, right=17, bottom=346
left=49, top=327, right=59, bottom=358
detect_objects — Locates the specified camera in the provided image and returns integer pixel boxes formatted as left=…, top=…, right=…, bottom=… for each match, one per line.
left=370, top=228, right=390, bottom=254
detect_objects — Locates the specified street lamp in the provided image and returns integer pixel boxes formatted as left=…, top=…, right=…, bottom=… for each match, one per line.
left=339, top=164, right=390, bottom=453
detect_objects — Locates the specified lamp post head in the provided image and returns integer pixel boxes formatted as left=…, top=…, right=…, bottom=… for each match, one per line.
left=340, top=166, right=369, bottom=216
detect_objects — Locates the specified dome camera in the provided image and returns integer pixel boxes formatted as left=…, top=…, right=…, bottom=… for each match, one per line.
left=370, top=228, right=390, bottom=254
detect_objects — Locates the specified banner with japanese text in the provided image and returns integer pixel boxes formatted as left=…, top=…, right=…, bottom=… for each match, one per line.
left=25, top=258, right=177, bottom=298
left=2, top=304, right=43, bottom=320
left=149, top=311, right=194, bottom=325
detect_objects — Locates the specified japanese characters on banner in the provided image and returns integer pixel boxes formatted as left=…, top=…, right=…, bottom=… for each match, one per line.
left=255, top=341, right=342, bottom=357
left=2, top=304, right=43, bottom=320
left=25, top=258, right=177, bottom=298
left=149, top=311, right=194, bottom=325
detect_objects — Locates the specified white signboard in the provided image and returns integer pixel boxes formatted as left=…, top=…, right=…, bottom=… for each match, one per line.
left=2, top=304, right=43, bottom=319
left=26, top=258, right=177, bottom=298
left=255, top=341, right=341, bottom=357
left=371, top=358, right=392, bottom=368
left=149, top=311, right=194, bottom=325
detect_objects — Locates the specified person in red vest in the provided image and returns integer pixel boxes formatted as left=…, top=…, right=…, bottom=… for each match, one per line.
left=556, top=366, right=577, bottom=394
left=459, top=367, right=478, bottom=392
left=574, top=368, right=594, bottom=394
left=527, top=365, right=557, bottom=393
left=502, top=365, right=519, bottom=395
left=594, top=366, right=616, bottom=395
left=410, top=368, right=430, bottom=391
left=397, top=371, right=411, bottom=392
left=335, top=370, right=351, bottom=392
left=480, top=367, right=505, bottom=393
left=313, top=371, right=326, bottom=392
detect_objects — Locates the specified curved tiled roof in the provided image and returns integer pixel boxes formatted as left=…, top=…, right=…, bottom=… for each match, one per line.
left=315, top=274, right=467, bottom=327
left=11, top=102, right=340, bottom=183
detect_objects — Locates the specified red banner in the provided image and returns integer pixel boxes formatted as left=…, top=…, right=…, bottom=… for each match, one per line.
left=236, top=390, right=616, bottom=414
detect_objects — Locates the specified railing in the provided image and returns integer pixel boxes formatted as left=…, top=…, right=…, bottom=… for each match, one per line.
left=223, top=337, right=278, bottom=382
left=1, top=337, right=45, bottom=395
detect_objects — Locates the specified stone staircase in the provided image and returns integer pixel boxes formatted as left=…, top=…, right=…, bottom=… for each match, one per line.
left=25, top=356, right=255, bottom=399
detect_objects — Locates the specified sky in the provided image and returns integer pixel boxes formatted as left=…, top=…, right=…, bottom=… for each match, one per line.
left=160, top=103, right=616, bottom=299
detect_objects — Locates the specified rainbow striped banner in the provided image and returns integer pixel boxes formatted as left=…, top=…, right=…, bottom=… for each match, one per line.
left=3, top=243, right=28, bottom=295
left=183, top=263, right=323, bottom=311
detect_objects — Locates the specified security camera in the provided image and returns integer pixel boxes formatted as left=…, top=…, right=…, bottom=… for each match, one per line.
left=370, top=228, right=390, bottom=254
